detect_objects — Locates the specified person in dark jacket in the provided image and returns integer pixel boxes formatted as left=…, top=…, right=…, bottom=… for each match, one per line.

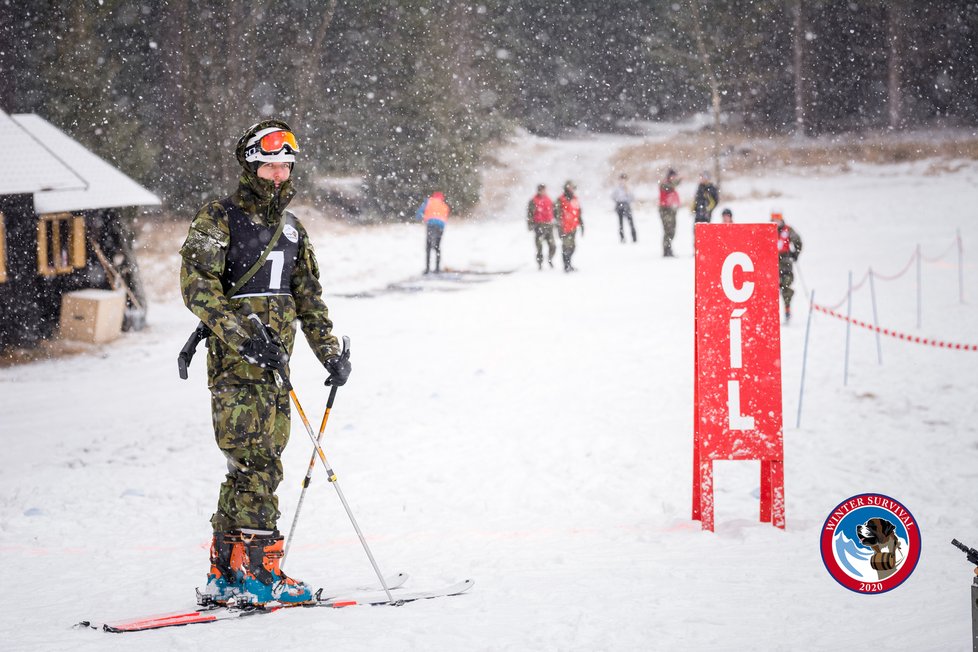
left=180, top=120, right=351, bottom=607
left=692, top=171, right=719, bottom=225
left=691, top=171, right=719, bottom=248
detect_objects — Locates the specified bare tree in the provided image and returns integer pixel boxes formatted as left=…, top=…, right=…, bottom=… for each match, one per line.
left=789, top=0, right=808, bottom=137
left=688, top=0, right=722, bottom=187
left=885, top=0, right=905, bottom=130
left=294, top=0, right=338, bottom=129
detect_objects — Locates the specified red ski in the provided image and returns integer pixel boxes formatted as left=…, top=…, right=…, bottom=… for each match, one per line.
left=77, top=577, right=473, bottom=633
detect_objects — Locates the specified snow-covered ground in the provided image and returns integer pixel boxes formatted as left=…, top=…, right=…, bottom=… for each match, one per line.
left=2, top=129, right=977, bottom=651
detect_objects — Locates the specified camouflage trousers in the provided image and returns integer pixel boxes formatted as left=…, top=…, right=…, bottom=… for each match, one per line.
left=209, top=383, right=291, bottom=533
left=559, top=231, right=577, bottom=271
left=533, top=223, right=556, bottom=265
left=659, top=206, right=677, bottom=255
left=779, top=257, right=795, bottom=310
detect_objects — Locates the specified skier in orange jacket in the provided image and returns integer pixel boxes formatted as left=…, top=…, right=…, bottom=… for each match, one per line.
left=417, top=191, right=450, bottom=274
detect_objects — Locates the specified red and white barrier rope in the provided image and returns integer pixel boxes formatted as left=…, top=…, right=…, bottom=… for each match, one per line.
left=821, top=233, right=963, bottom=309
left=812, top=303, right=977, bottom=351
left=869, top=250, right=917, bottom=281
left=920, top=236, right=960, bottom=264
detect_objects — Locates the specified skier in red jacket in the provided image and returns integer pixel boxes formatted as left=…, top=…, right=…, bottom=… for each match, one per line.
left=554, top=181, right=584, bottom=272
left=526, top=184, right=556, bottom=270
left=772, top=211, right=803, bottom=322
left=658, top=168, right=681, bottom=257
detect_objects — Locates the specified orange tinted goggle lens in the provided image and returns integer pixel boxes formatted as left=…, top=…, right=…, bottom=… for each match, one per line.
left=259, top=130, right=299, bottom=153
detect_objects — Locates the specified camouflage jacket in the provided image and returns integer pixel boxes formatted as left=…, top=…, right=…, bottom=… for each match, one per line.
left=180, top=173, right=339, bottom=387
left=777, top=224, right=803, bottom=261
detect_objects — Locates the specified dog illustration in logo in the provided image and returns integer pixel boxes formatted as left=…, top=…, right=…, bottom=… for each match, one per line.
left=856, top=517, right=902, bottom=580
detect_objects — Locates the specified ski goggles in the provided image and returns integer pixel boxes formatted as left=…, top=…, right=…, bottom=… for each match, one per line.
left=256, top=129, right=299, bottom=154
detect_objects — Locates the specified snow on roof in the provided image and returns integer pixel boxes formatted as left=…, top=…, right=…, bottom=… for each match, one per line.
left=12, top=114, right=161, bottom=214
left=0, top=110, right=86, bottom=195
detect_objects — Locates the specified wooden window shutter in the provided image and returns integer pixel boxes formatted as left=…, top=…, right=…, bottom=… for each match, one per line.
left=51, top=218, right=64, bottom=271
left=72, top=215, right=86, bottom=268
left=37, top=218, right=52, bottom=275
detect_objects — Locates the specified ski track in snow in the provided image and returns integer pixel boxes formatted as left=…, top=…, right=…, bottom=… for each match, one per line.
left=2, top=128, right=978, bottom=651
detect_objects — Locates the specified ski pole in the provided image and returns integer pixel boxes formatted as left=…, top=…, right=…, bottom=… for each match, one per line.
left=794, top=259, right=810, bottom=300
left=843, top=270, right=853, bottom=386
left=287, top=374, right=395, bottom=603
left=282, top=336, right=349, bottom=568
left=245, top=317, right=394, bottom=603
left=796, top=290, right=814, bottom=428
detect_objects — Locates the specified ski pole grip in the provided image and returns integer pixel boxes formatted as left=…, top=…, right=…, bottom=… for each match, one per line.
left=322, top=335, right=351, bottom=394
left=246, top=313, right=292, bottom=391
left=248, top=313, right=272, bottom=343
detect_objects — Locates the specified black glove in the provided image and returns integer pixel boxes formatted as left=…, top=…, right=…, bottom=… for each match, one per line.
left=324, top=350, right=352, bottom=386
left=239, top=337, right=288, bottom=373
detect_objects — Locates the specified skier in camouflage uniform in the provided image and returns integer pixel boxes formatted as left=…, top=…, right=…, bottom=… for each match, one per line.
left=771, top=211, right=803, bottom=322
left=180, top=119, right=351, bottom=606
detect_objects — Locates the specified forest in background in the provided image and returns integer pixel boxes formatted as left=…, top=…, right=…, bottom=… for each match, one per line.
left=1, top=0, right=976, bottom=218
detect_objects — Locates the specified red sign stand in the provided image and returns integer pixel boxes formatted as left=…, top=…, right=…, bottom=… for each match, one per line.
left=692, top=223, right=785, bottom=532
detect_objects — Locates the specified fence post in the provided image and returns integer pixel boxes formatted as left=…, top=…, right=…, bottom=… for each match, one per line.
left=796, top=290, right=815, bottom=428
left=844, top=271, right=852, bottom=386
left=916, top=243, right=922, bottom=328
left=869, top=269, right=882, bottom=365
left=958, top=228, right=964, bottom=304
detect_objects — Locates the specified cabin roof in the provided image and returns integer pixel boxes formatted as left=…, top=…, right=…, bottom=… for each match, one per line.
left=0, top=110, right=87, bottom=195
left=12, top=113, right=161, bottom=214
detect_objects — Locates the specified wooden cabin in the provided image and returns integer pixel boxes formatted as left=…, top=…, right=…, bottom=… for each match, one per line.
left=0, top=110, right=160, bottom=349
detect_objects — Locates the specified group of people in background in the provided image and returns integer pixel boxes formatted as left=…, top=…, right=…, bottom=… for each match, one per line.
left=419, top=169, right=802, bottom=322
left=658, top=169, right=722, bottom=257
left=418, top=182, right=586, bottom=275
left=613, top=168, right=726, bottom=259
left=526, top=181, right=584, bottom=272
left=522, top=167, right=802, bottom=321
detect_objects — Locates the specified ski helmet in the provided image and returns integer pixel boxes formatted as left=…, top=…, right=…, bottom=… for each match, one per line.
left=235, top=119, right=299, bottom=174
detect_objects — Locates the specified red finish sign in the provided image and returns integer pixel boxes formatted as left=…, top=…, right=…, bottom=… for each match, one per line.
left=692, top=223, right=785, bottom=531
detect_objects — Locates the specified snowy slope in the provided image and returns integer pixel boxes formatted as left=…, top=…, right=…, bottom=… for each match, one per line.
left=1, top=130, right=977, bottom=651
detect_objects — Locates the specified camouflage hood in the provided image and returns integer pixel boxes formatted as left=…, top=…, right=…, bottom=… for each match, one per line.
left=233, top=119, right=297, bottom=215
left=233, top=172, right=295, bottom=216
